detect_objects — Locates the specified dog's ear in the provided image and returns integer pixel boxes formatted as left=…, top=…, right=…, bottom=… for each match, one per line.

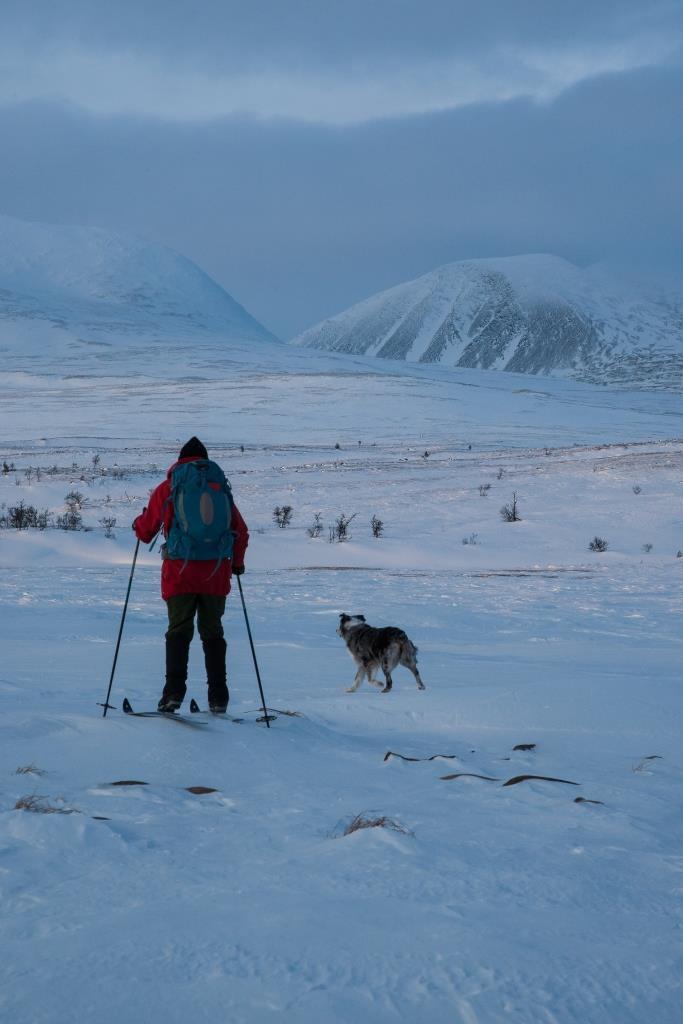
left=356, top=614, right=366, bottom=622
left=339, top=613, right=350, bottom=624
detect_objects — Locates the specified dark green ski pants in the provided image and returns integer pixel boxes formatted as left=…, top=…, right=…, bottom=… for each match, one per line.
left=165, top=593, right=226, bottom=642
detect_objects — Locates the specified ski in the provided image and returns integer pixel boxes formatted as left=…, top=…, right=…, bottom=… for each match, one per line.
left=189, top=698, right=276, bottom=724
left=122, top=697, right=207, bottom=727
left=188, top=698, right=245, bottom=723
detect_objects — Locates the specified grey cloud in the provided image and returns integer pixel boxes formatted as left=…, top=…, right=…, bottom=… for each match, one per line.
left=2, top=2, right=680, bottom=124
left=0, top=65, right=680, bottom=338
left=3, top=1, right=681, bottom=66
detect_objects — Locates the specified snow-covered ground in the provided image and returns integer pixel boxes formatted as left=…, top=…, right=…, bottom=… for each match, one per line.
left=1, top=357, right=682, bottom=1023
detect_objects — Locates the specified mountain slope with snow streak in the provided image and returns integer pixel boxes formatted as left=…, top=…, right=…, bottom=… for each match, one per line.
left=292, top=255, right=683, bottom=388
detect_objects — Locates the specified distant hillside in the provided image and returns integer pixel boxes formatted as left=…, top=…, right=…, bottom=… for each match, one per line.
left=0, top=214, right=278, bottom=350
left=292, top=255, right=683, bottom=388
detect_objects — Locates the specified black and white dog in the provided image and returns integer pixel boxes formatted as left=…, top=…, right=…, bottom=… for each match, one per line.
left=337, top=614, right=426, bottom=693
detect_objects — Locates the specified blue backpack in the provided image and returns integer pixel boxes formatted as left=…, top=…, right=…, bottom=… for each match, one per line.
left=165, top=459, right=235, bottom=569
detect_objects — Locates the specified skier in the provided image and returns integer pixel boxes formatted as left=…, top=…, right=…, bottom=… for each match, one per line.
left=133, top=437, right=248, bottom=713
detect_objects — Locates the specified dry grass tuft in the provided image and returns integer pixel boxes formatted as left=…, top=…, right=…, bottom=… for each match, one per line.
left=14, top=794, right=80, bottom=815
left=15, top=764, right=46, bottom=776
left=632, top=755, right=663, bottom=773
left=343, top=812, right=414, bottom=837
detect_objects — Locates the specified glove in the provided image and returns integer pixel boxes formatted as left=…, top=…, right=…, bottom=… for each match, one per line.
left=233, top=565, right=245, bottom=576
left=132, top=507, right=146, bottom=533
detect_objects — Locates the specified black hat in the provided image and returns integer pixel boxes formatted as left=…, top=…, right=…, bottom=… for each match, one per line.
left=179, top=436, right=208, bottom=460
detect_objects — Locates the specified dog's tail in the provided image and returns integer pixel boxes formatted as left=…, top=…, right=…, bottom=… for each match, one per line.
left=400, top=635, right=418, bottom=662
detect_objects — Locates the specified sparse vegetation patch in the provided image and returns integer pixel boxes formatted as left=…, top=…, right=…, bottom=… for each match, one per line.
left=341, top=812, right=414, bottom=837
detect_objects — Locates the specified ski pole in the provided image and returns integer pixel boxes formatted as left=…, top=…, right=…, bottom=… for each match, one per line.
left=236, top=574, right=275, bottom=727
left=100, top=538, right=140, bottom=717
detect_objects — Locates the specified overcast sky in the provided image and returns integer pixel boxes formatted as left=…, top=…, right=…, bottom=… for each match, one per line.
left=1, top=1, right=681, bottom=338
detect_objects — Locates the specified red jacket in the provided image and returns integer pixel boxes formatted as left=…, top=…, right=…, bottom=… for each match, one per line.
left=133, top=457, right=249, bottom=600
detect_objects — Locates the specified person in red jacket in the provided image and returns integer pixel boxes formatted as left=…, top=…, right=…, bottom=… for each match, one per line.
left=133, top=437, right=249, bottom=713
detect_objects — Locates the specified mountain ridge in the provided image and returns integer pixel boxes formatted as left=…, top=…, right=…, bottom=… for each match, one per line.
left=292, top=255, right=683, bottom=388
left=0, top=213, right=278, bottom=345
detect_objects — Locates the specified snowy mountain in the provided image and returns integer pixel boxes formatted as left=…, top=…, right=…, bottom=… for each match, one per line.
left=292, top=255, right=683, bottom=388
left=0, top=214, right=278, bottom=363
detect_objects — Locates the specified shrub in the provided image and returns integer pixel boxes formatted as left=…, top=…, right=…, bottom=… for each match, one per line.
left=642, top=543, right=653, bottom=554
left=589, top=536, right=608, bottom=552
left=462, top=532, right=478, bottom=545
left=65, top=490, right=87, bottom=512
left=329, top=512, right=357, bottom=543
left=273, top=505, right=293, bottom=528
left=306, top=512, right=323, bottom=538
left=478, top=483, right=491, bottom=496
left=632, top=485, right=642, bottom=494
left=57, top=509, right=83, bottom=531
left=371, top=515, right=384, bottom=538
left=2, top=502, right=50, bottom=530
left=100, top=516, right=117, bottom=538
left=500, top=493, right=521, bottom=522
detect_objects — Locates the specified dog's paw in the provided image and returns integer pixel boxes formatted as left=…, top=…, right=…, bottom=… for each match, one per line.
left=346, top=687, right=357, bottom=693
left=417, top=682, right=426, bottom=690
left=381, top=685, right=392, bottom=694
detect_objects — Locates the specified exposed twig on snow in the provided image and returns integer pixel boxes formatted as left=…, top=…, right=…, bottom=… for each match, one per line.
left=384, top=750, right=458, bottom=763
left=342, top=812, right=414, bottom=838
left=14, top=794, right=80, bottom=814
left=439, top=773, right=500, bottom=782
left=632, top=755, right=663, bottom=773
left=15, top=764, right=46, bottom=776
left=502, top=775, right=579, bottom=787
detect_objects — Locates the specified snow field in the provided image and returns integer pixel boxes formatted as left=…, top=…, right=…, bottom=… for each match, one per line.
left=0, top=563, right=681, bottom=1023
left=2, top=432, right=682, bottom=573
left=1, top=360, right=682, bottom=1022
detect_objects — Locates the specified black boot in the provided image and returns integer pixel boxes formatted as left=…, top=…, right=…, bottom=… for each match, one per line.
left=159, top=633, right=190, bottom=711
left=203, top=637, right=229, bottom=712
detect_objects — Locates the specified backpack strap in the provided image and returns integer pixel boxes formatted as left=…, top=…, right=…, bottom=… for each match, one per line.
left=204, top=529, right=237, bottom=579
left=148, top=493, right=173, bottom=552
